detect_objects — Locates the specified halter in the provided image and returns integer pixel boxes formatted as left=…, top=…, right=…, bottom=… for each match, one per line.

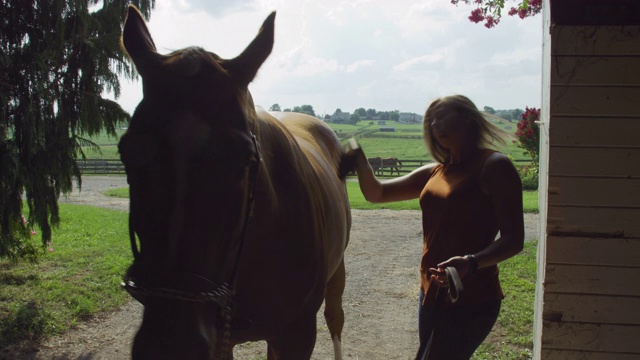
left=121, top=132, right=261, bottom=359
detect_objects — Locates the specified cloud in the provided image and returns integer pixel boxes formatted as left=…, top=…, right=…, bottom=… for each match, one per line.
left=345, top=59, right=375, bottom=73
left=393, top=53, right=445, bottom=72
left=179, top=0, right=256, bottom=17
left=114, top=0, right=543, bottom=116
left=488, top=47, right=540, bottom=67
left=292, top=57, right=340, bottom=77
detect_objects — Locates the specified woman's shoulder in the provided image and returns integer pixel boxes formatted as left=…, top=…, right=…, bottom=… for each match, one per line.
left=484, top=151, right=514, bottom=167
left=484, top=150, right=509, bottom=162
left=480, top=150, right=519, bottom=182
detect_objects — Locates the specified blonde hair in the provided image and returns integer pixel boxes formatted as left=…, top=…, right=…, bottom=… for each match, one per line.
left=422, top=95, right=511, bottom=163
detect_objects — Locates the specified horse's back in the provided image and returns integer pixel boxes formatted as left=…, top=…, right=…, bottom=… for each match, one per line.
left=267, top=111, right=342, bottom=165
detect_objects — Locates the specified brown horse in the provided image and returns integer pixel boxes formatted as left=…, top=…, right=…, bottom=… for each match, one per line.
left=118, top=6, right=351, bottom=359
left=368, top=157, right=402, bottom=176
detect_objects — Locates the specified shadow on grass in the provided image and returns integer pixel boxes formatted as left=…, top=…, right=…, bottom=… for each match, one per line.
left=0, top=273, right=38, bottom=286
left=0, top=301, right=53, bottom=358
left=0, top=302, right=103, bottom=360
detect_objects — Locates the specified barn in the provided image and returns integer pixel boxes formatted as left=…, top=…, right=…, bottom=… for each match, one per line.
left=534, top=0, right=640, bottom=358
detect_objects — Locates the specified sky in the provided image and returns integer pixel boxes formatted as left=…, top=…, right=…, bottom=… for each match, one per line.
left=115, top=0, right=543, bottom=117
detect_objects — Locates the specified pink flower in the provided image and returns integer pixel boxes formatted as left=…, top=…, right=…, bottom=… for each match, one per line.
left=468, top=8, right=485, bottom=23
left=515, top=106, right=541, bottom=164
left=48, top=247, right=54, bottom=253
left=518, top=8, right=528, bottom=19
left=484, top=16, right=499, bottom=29
left=459, top=1, right=542, bottom=27
left=31, top=230, right=37, bottom=236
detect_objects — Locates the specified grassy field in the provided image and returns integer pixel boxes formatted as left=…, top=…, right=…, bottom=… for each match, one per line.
left=104, top=182, right=538, bottom=213
left=81, top=118, right=531, bottom=162
left=0, top=203, right=537, bottom=358
left=346, top=182, right=538, bottom=213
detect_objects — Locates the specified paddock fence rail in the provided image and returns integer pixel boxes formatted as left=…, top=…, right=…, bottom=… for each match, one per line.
left=76, top=159, right=126, bottom=174
left=76, top=158, right=532, bottom=177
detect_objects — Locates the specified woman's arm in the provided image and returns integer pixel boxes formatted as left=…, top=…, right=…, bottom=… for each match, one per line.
left=474, top=152, right=525, bottom=266
left=349, top=143, right=436, bottom=203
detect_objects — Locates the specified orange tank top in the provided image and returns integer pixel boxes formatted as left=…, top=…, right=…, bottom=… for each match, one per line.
left=419, top=149, right=504, bottom=307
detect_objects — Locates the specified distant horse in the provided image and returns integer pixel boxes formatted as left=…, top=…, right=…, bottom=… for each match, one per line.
left=119, top=6, right=351, bottom=359
left=368, top=157, right=402, bottom=176
left=368, top=157, right=383, bottom=175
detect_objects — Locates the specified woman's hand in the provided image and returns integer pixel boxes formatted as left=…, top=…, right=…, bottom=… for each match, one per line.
left=343, top=137, right=436, bottom=203
left=338, top=138, right=367, bottom=177
left=429, top=255, right=476, bottom=287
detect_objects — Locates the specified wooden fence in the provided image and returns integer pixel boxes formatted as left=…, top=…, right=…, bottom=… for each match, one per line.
left=358, top=159, right=532, bottom=177
left=76, top=158, right=531, bottom=177
left=76, top=159, right=126, bottom=174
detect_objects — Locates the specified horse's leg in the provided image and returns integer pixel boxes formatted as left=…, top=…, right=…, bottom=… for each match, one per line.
left=324, top=257, right=346, bottom=360
left=266, top=313, right=317, bottom=360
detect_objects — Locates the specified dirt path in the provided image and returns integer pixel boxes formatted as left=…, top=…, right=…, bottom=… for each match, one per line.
left=7, top=176, right=538, bottom=360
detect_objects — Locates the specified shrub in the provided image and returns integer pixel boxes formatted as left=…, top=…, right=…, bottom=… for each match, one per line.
left=514, top=107, right=540, bottom=165
left=518, top=164, right=539, bottom=191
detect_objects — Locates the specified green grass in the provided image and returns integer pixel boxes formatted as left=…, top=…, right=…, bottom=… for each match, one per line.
left=522, top=191, right=538, bottom=213
left=102, top=182, right=538, bottom=213
left=355, top=137, right=432, bottom=160
left=104, top=187, right=129, bottom=198
left=347, top=182, right=538, bottom=213
left=80, top=128, right=126, bottom=159
left=103, top=182, right=539, bottom=213
left=0, top=205, right=130, bottom=350
left=83, top=129, right=126, bottom=146
left=473, top=240, right=537, bottom=359
left=346, top=181, right=421, bottom=210
left=80, top=121, right=533, bottom=162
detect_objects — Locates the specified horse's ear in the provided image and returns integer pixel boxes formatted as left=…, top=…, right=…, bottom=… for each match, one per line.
left=228, top=11, right=276, bottom=86
left=122, top=5, right=160, bottom=77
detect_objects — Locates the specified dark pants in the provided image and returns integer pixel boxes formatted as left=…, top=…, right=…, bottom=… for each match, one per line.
left=418, top=291, right=501, bottom=360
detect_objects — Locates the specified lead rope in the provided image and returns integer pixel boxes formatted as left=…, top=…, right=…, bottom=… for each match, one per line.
left=215, top=132, right=261, bottom=360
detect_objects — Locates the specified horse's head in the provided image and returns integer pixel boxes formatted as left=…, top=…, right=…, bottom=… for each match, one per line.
left=118, top=5, right=274, bottom=358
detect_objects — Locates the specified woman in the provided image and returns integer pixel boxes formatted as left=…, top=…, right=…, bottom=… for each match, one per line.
left=348, top=95, right=524, bottom=359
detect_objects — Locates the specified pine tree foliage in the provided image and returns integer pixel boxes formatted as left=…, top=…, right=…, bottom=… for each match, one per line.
left=0, top=0, right=155, bottom=260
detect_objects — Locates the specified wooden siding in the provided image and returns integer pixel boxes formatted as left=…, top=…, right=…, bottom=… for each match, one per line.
left=546, top=237, right=640, bottom=266
left=540, top=5, right=640, bottom=358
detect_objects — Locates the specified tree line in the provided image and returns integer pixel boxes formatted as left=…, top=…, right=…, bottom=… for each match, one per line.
left=269, top=103, right=526, bottom=123
left=269, top=103, right=403, bottom=122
